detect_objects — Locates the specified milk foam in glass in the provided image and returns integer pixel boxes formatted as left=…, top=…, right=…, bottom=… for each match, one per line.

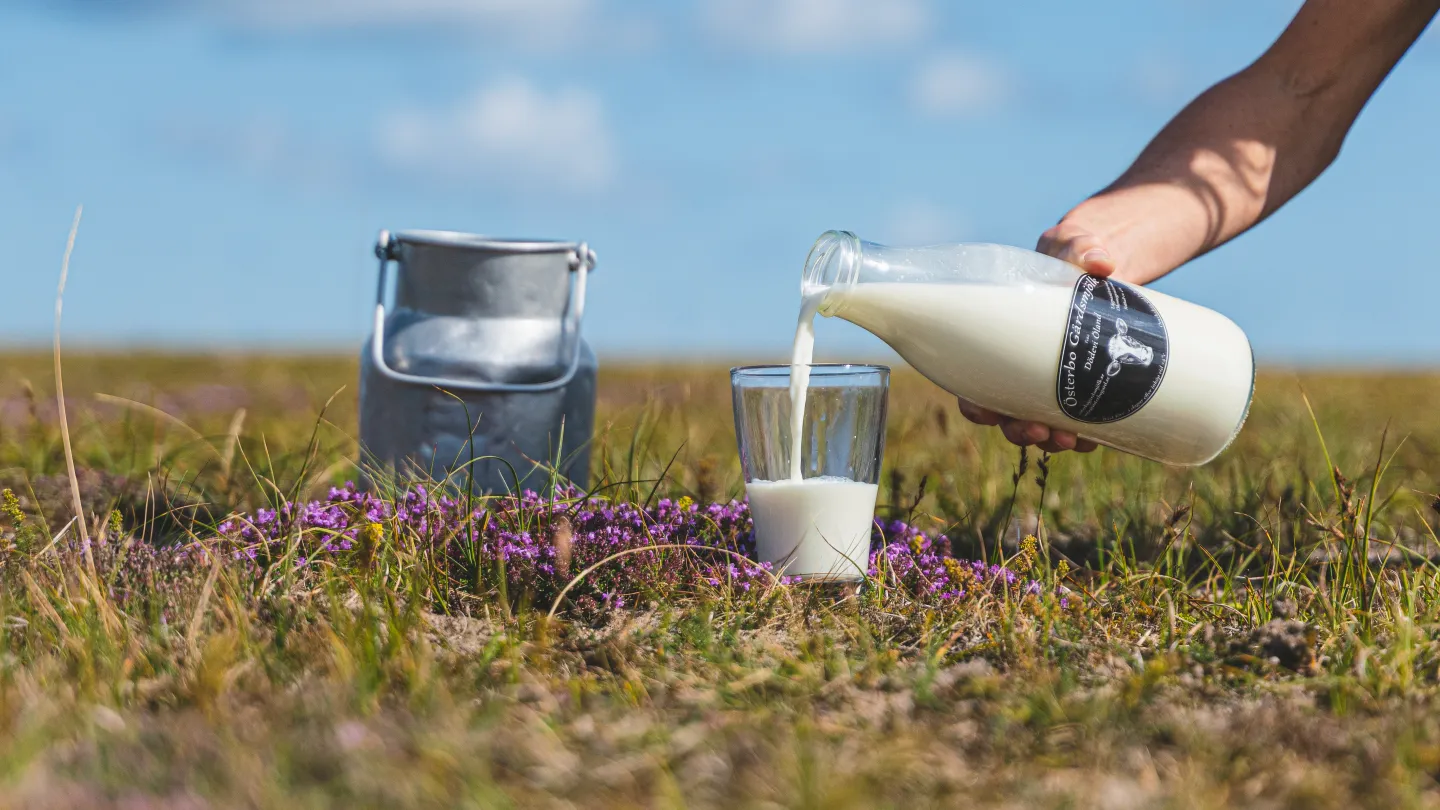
left=798, top=231, right=1255, bottom=466
left=731, top=364, right=889, bottom=581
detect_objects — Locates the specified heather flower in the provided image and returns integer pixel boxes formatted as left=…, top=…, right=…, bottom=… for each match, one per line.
left=210, top=483, right=1050, bottom=616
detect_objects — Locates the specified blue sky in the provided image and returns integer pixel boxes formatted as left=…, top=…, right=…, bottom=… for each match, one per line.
left=1, top=0, right=1437, bottom=363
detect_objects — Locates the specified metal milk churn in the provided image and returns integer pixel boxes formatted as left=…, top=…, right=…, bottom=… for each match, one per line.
left=359, top=230, right=598, bottom=492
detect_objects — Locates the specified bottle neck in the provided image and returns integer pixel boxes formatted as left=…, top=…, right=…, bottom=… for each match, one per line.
left=803, top=230, right=1085, bottom=295
left=801, top=230, right=862, bottom=301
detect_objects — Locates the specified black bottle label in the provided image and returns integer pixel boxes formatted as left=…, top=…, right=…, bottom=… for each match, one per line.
left=1055, top=275, right=1169, bottom=424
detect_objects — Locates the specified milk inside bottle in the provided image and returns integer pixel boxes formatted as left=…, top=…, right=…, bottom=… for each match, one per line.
left=799, top=231, right=1254, bottom=466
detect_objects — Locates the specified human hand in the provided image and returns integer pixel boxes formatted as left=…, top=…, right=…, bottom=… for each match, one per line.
left=1035, top=220, right=1119, bottom=279
left=953, top=220, right=1118, bottom=453
left=956, top=396, right=1099, bottom=454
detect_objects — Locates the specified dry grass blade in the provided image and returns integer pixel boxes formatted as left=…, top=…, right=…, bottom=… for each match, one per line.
left=73, top=564, right=123, bottom=638
left=1300, top=388, right=1342, bottom=508
left=188, top=550, right=224, bottom=652
left=21, top=569, right=70, bottom=643
left=547, top=543, right=786, bottom=620
left=33, top=516, right=79, bottom=559
left=94, top=393, right=220, bottom=460
left=221, top=407, right=247, bottom=481
left=304, top=456, right=356, bottom=499
left=53, top=205, right=93, bottom=573
left=552, top=515, right=574, bottom=578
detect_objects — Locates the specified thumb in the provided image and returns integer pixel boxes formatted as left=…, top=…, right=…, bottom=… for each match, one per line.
left=1037, top=223, right=1117, bottom=278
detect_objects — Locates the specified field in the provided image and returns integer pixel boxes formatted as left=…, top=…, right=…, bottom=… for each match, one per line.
left=3, top=352, right=1440, bottom=808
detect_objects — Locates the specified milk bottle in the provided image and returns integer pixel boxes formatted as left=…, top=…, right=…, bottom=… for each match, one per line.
left=799, top=231, right=1254, bottom=466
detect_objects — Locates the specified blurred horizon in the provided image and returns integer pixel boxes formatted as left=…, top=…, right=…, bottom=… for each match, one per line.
left=2, top=0, right=1438, bottom=365
left=5, top=343, right=1440, bottom=375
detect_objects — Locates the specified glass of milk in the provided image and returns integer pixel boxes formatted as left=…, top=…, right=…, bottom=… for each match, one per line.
left=730, top=364, right=889, bottom=581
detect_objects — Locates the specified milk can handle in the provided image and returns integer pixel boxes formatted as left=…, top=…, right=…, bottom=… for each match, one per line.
left=369, top=230, right=595, bottom=393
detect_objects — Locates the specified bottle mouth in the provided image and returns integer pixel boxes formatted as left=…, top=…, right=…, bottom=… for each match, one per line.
left=801, top=230, right=861, bottom=294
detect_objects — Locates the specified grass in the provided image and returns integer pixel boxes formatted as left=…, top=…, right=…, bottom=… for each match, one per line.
left=3, top=352, right=1440, bottom=807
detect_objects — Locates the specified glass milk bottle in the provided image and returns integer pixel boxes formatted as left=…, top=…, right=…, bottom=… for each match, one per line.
left=800, top=230, right=1255, bottom=466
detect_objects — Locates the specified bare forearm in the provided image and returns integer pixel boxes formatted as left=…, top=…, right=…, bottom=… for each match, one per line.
left=1055, top=0, right=1440, bottom=285
left=991, top=1, right=1438, bottom=451
left=1068, top=69, right=1324, bottom=283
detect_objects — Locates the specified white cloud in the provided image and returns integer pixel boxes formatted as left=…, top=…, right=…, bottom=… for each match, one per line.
left=909, top=52, right=1008, bottom=117
left=84, top=0, right=655, bottom=51
left=703, top=0, right=929, bottom=53
left=214, top=0, right=594, bottom=39
left=377, top=78, right=616, bottom=195
left=66, top=0, right=672, bottom=55
left=879, top=200, right=969, bottom=246
left=161, top=115, right=353, bottom=190
left=190, top=0, right=601, bottom=45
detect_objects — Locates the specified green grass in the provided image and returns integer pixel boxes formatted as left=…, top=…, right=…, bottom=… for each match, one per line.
left=3, top=352, right=1440, bottom=808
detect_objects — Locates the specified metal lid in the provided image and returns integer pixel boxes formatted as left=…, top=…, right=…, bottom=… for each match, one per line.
left=378, top=229, right=595, bottom=271
left=391, top=230, right=582, bottom=253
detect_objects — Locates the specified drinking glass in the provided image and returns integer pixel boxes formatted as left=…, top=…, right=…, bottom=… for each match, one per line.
left=730, top=364, right=889, bottom=580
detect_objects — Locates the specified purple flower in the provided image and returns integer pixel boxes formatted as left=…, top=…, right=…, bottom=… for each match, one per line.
left=211, top=482, right=1051, bottom=616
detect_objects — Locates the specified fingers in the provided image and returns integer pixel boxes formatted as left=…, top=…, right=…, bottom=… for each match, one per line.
left=960, top=399, right=1047, bottom=447
left=999, top=419, right=1049, bottom=447
left=1037, top=221, right=1117, bottom=278
left=1039, top=430, right=1078, bottom=454
left=1007, top=421, right=1100, bottom=455
left=958, top=398, right=1100, bottom=455
left=956, top=397, right=1003, bottom=426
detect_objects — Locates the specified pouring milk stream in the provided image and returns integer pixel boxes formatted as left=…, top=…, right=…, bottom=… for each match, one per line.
left=742, top=289, right=878, bottom=580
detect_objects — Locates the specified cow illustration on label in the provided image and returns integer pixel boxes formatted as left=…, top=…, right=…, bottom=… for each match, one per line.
left=1104, top=319, right=1155, bottom=377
